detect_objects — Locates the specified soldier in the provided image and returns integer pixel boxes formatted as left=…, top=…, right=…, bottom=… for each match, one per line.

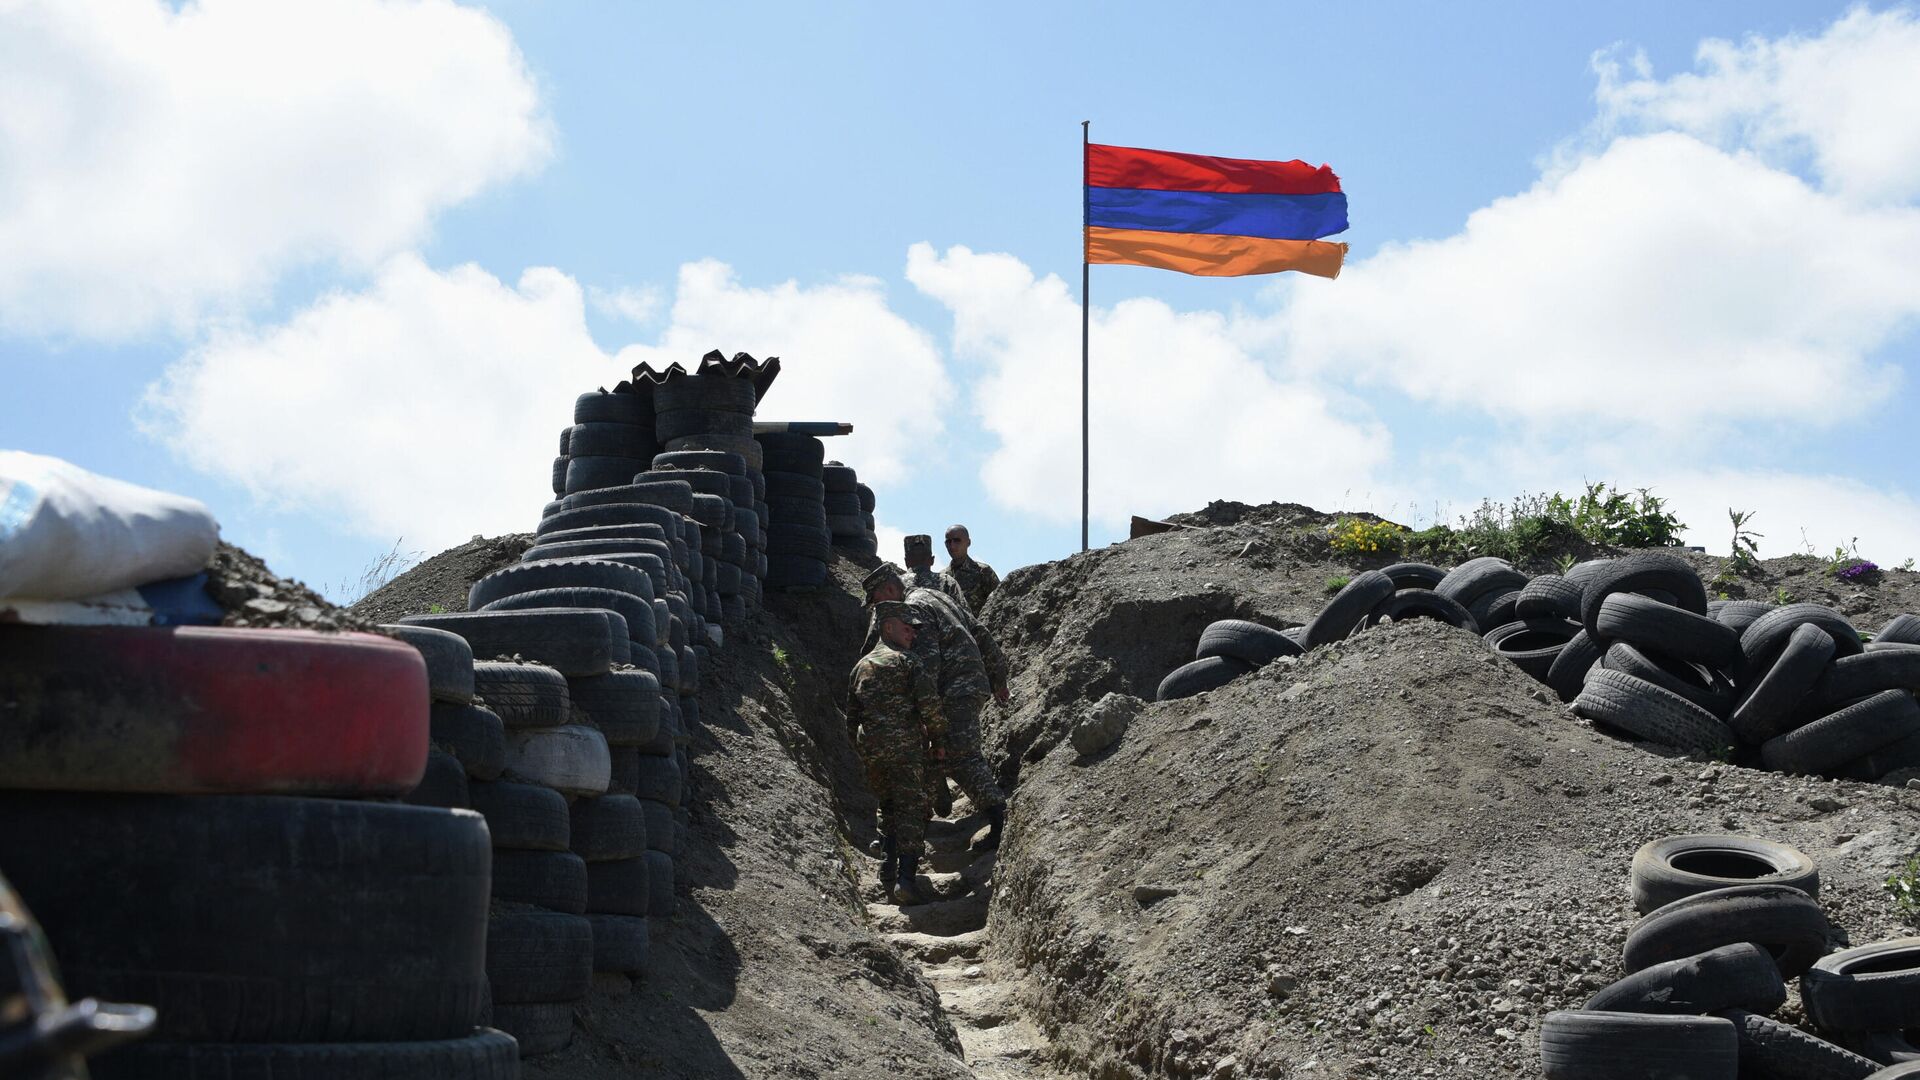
left=902, top=534, right=970, bottom=611
left=862, top=563, right=1011, bottom=851
left=943, top=524, right=1000, bottom=614
left=847, top=599, right=945, bottom=905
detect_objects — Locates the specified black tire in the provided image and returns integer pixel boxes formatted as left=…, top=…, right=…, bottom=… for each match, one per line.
left=1730, top=622, right=1837, bottom=743
left=471, top=558, right=656, bottom=611
left=821, top=464, right=858, bottom=492
left=1630, top=834, right=1820, bottom=914
left=1812, top=649, right=1920, bottom=713
left=565, top=455, right=650, bottom=495
left=1881, top=615, right=1920, bottom=646
left=1623, top=883, right=1831, bottom=977
left=468, top=780, right=570, bottom=851
left=1563, top=558, right=1612, bottom=588
left=1803, top=938, right=1920, bottom=1034
left=558, top=427, right=572, bottom=456
left=824, top=491, right=863, bottom=517
left=567, top=671, right=661, bottom=745
left=756, top=433, right=824, bottom=473
left=1838, top=730, right=1920, bottom=782
left=1195, top=619, right=1303, bottom=666
left=666, top=432, right=763, bottom=472
left=1743, top=603, right=1865, bottom=671
left=404, top=750, right=470, bottom=809
left=1579, top=552, right=1710, bottom=641
left=486, top=911, right=592, bottom=1004
left=733, top=507, right=760, bottom=546
left=654, top=407, right=754, bottom=442
left=650, top=468, right=730, bottom=500
left=1156, top=655, right=1254, bottom=701
left=1546, top=629, right=1605, bottom=702
left=491, top=1001, right=574, bottom=1057
left=644, top=850, right=675, bottom=916
left=608, top=746, right=641, bottom=797
left=1603, top=641, right=1736, bottom=719
left=563, top=478, right=696, bottom=515
left=567, top=422, right=654, bottom=459
left=571, top=794, right=649, bottom=861
left=1716, top=1008, right=1880, bottom=1080
left=827, top=512, right=868, bottom=536
left=1515, top=575, right=1584, bottom=621
left=766, top=523, right=831, bottom=561
left=1596, top=592, right=1742, bottom=669
left=0, top=794, right=488, bottom=1042
left=588, top=915, right=650, bottom=975
left=537, top=502, right=684, bottom=539
left=652, top=449, right=746, bottom=476
left=585, top=856, right=652, bottom=917
left=633, top=754, right=684, bottom=807
left=524, top=536, right=669, bottom=574
left=1716, top=599, right=1775, bottom=634
left=857, top=484, right=876, bottom=512
left=765, top=554, right=828, bottom=589
left=1837, top=1031, right=1920, bottom=1066
left=1378, top=562, right=1445, bottom=590
left=1364, top=588, right=1478, bottom=633
left=654, top=372, right=757, bottom=414
left=689, top=492, right=733, bottom=530
left=382, top=625, right=476, bottom=703
left=575, top=390, right=644, bottom=425
left=529, top=521, right=671, bottom=548
left=481, top=588, right=656, bottom=651
left=431, top=702, right=506, bottom=780
left=1466, top=588, right=1519, bottom=635
left=398, top=609, right=613, bottom=678
left=764, top=470, right=827, bottom=501
left=766, top=498, right=828, bottom=531
left=491, top=850, right=589, bottom=914
left=470, top=662, right=571, bottom=728
left=1585, top=941, right=1785, bottom=1016
left=1762, top=690, right=1920, bottom=775
left=551, top=455, right=567, bottom=496
left=1435, top=557, right=1527, bottom=608
left=1305, top=570, right=1396, bottom=648
left=1538, top=1010, right=1737, bottom=1080
left=90, top=1029, right=520, bottom=1080
left=1485, top=618, right=1577, bottom=682
left=639, top=797, right=675, bottom=854
left=1573, top=668, right=1735, bottom=755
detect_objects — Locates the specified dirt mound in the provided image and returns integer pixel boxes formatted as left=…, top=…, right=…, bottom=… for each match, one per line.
left=204, top=541, right=376, bottom=631
left=350, top=534, right=532, bottom=623
left=977, top=525, right=1920, bottom=1078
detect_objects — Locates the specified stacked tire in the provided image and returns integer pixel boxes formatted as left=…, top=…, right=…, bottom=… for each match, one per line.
left=0, top=625, right=515, bottom=1076
left=647, top=370, right=767, bottom=621
left=758, top=432, right=830, bottom=590
left=1542, top=832, right=1918, bottom=1079
left=554, top=387, right=658, bottom=501
left=823, top=461, right=877, bottom=556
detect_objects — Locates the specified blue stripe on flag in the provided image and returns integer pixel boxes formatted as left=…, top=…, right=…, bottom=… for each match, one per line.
left=1087, top=187, right=1348, bottom=241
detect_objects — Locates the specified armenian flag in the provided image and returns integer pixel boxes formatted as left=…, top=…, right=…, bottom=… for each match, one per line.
left=1084, top=143, right=1348, bottom=279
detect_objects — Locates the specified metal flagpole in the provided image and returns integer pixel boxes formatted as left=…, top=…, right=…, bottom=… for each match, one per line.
left=1080, top=120, right=1090, bottom=553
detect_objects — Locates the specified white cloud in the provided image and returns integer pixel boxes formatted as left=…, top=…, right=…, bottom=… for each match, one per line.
left=588, top=285, right=664, bottom=326
left=143, top=255, right=953, bottom=553
left=614, top=259, right=950, bottom=488
left=906, top=243, right=1391, bottom=527
left=0, top=0, right=548, bottom=339
left=1283, top=132, right=1920, bottom=436
left=1594, top=8, right=1920, bottom=205
left=1651, top=468, right=1920, bottom=567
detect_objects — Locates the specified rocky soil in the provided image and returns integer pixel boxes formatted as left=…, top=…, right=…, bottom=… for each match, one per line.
left=974, top=503, right=1920, bottom=1079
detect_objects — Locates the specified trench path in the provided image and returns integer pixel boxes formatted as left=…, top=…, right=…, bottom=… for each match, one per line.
left=857, top=799, right=1070, bottom=1079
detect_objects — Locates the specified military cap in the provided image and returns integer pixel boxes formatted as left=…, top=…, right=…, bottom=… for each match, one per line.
left=861, top=563, right=904, bottom=598
left=871, top=600, right=923, bottom=625
left=903, top=534, right=934, bottom=557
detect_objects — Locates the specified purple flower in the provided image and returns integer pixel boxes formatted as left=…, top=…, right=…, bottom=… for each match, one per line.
left=1838, top=560, right=1879, bottom=580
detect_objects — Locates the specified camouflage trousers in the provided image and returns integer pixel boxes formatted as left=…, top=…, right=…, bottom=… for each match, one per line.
left=860, top=734, right=930, bottom=860
left=929, top=694, right=1007, bottom=813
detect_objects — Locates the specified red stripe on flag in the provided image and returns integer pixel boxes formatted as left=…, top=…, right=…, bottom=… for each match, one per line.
left=1088, top=143, right=1341, bottom=195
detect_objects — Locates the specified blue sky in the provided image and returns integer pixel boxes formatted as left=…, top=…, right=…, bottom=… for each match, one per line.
left=5, top=0, right=1919, bottom=600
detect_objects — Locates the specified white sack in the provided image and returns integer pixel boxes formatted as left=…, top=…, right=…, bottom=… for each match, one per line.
left=0, top=451, right=219, bottom=600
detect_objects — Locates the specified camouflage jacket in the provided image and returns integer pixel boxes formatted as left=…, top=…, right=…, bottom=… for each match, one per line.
left=862, top=589, right=994, bottom=701
left=908, top=586, right=1008, bottom=697
left=846, top=643, right=944, bottom=749
left=946, top=556, right=1000, bottom=613
left=905, top=564, right=970, bottom=611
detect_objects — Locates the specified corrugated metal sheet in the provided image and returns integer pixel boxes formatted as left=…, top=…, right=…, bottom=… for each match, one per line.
left=629, top=349, right=780, bottom=402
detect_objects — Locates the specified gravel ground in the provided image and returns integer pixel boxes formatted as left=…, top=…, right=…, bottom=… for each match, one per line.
left=204, top=541, right=376, bottom=631
left=350, top=534, right=533, bottom=624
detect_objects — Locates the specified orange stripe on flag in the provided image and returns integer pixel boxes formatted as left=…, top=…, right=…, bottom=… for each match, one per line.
left=1085, top=226, right=1347, bottom=279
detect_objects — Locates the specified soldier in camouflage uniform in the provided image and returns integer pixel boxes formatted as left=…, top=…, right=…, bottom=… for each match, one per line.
left=862, top=563, right=1011, bottom=851
left=902, top=534, right=970, bottom=611
left=847, top=600, right=945, bottom=905
left=943, top=524, right=1000, bottom=614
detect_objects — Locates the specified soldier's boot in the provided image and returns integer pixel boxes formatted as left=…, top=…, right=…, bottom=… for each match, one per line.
left=932, top=779, right=954, bottom=819
left=878, top=834, right=897, bottom=889
left=891, top=854, right=926, bottom=907
left=974, top=806, right=1004, bottom=852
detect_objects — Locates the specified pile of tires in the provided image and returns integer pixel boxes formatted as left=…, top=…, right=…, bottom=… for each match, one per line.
left=1541, top=832, right=1920, bottom=1079
left=553, top=386, right=658, bottom=499
left=646, top=370, right=766, bottom=623
left=0, top=624, right=517, bottom=1076
left=823, top=460, right=878, bottom=556
left=395, top=607, right=674, bottom=1056
left=757, top=432, right=831, bottom=590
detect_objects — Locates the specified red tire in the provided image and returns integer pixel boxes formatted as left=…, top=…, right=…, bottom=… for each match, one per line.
left=0, top=626, right=427, bottom=795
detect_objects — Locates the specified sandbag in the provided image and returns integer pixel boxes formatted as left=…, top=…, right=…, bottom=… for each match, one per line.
left=0, top=452, right=218, bottom=600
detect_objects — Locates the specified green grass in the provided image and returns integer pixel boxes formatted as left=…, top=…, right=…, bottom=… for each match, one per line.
left=1325, top=575, right=1350, bottom=594
left=1887, top=856, right=1920, bottom=917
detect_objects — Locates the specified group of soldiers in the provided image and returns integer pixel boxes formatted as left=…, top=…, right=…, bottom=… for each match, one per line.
left=845, top=525, right=1005, bottom=905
